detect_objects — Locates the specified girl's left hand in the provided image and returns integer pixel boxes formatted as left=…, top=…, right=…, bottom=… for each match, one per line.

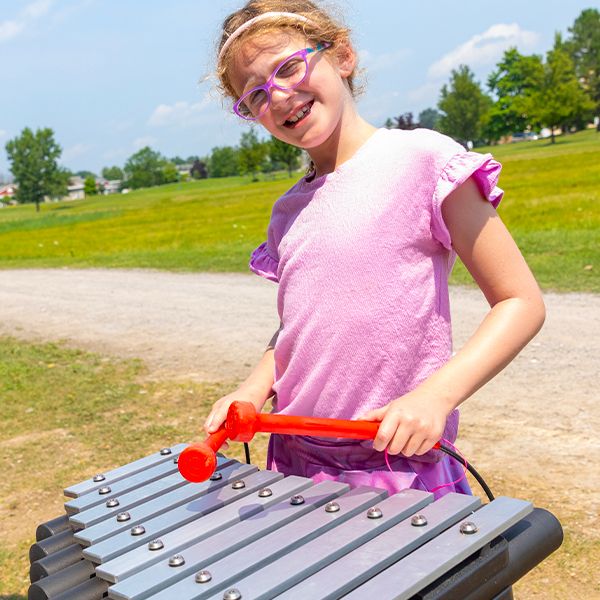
left=358, top=392, right=449, bottom=457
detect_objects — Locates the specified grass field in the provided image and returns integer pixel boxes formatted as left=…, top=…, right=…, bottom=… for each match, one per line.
left=0, top=129, right=598, bottom=291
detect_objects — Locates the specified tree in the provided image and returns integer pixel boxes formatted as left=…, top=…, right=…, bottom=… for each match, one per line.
left=269, top=136, right=302, bottom=177
left=124, top=146, right=166, bottom=189
left=208, top=146, right=239, bottom=177
left=101, top=165, right=124, bottom=180
left=486, top=48, right=544, bottom=140
left=438, top=65, right=493, bottom=145
left=190, top=160, right=208, bottom=179
left=162, top=162, right=179, bottom=184
left=528, top=36, right=595, bottom=142
left=566, top=8, right=600, bottom=114
left=418, top=108, right=441, bottom=130
left=5, top=127, right=69, bottom=212
left=238, top=129, right=268, bottom=181
left=76, top=170, right=96, bottom=179
left=84, top=176, right=98, bottom=196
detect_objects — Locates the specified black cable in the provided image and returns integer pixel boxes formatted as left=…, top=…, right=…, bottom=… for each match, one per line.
left=438, top=443, right=495, bottom=502
left=243, top=442, right=251, bottom=465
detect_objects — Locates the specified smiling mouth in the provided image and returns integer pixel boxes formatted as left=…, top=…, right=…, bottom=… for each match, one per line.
left=284, top=101, right=314, bottom=128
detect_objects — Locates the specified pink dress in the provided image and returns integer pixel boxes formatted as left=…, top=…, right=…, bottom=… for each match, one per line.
left=249, top=128, right=503, bottom=497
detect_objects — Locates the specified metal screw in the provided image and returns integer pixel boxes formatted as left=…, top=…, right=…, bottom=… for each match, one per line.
left=290, top=495, right=305, bottom=505
left=325, top=501, right=340, bottom=513
left=460, top=521, right=478, bottom=535
left=258, top=488, right=272, bottom=498
left=195, top=570, right=212, bottom=584
left=98, top=486, right=111, bottom=495
left=411, top=514, right=428, bottom=527
left=92, top=474, right=105, bottom=482
left=173, top=456, right=179, bottom=464
left=148, top=539, right=164, bottom=551
left=160, top=447, right=172, bottom=455
left=169, top=554, right=185, bottom=567
left=367, top=507, right=383, bottom=519
left=223, top=589, right=242, bottom=600
left=210, top=472, right=223, bottom=481
left=130, top=525, right=146, bottom=536
left=105, top=498, right=120, bottom=508
left=231, top=480, right=245, bottom=490
left=116, top=511, right=131, bottom=522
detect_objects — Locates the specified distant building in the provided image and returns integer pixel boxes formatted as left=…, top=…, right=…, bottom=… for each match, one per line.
left=66, top=176, right=85, bottom=200
left=101, top=179, right=122, bottom=195
left=0, top=183, right=17, bottom=200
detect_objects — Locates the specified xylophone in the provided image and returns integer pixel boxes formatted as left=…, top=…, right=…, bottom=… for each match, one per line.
left=29, top=442, right=563, bottom=600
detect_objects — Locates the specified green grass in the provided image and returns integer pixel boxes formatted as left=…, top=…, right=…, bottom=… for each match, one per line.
left=0, top=336, right=248, bottom=598
left=0, top=130, right=599, bottom=291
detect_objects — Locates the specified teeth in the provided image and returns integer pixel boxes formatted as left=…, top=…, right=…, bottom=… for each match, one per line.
left=287, top=104, right=310, bottom=124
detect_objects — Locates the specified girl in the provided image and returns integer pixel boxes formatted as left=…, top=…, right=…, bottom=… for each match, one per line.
left=204, top=0, right=545, bottom=497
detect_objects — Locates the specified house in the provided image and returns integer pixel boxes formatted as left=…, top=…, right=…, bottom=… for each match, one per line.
left=66, top=176, right=85, bottom=200
left=101, top=179, right=121, bottom=195
left=0, top=183, right=17, bottom=200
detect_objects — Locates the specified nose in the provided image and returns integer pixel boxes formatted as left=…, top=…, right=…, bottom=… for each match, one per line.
left=269, top=86, right=295, bottom=113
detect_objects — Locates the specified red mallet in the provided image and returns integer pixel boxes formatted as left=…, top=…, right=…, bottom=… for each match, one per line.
left=178, top=401, right=393, bottom=483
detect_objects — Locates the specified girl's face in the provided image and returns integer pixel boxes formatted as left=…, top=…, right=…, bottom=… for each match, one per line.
left=229, top=30, right=355, bottom=150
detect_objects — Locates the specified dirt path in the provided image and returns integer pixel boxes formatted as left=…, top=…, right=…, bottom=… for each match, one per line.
left=1, top=269, right=598, bottom=577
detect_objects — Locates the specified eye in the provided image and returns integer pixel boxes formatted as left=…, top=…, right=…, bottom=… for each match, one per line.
left=247, top=89, right=268, bottom=108
left=276, top=58, right=303, bottom=79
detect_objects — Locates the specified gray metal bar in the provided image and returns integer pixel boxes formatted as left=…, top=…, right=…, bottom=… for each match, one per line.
left=64, top=444, right=188, bottom=498
left=106, top=480, right=348, bottom=599
left=282, top=492, right=481, bottom=599
left=206, top=488, right=434, bottom=600
left=145, top=486, right=389, bottom=600
left=83, top=469, right=282, bottom=564
left=75, top=462, right=256, bottom=547
left=69, top=456, right=235, bottom=528
left=344, top=496, right=533, bottom=600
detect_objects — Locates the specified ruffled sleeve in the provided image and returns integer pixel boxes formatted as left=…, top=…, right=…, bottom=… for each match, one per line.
left=432, top=152, right=504, bottom=250
left=249, top=241, right=279, bottom=283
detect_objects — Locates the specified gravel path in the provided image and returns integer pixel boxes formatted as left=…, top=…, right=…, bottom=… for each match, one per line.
left=1, top=268, right=598, bottom=525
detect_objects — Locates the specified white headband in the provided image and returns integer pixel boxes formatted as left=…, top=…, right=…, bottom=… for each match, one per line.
left=218, top=12, right=314, bottom=63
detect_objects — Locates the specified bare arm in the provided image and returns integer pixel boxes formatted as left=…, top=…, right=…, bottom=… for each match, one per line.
left=362, top=177, right=545, bottom=455
left=204, top=325, right=281, bottom=434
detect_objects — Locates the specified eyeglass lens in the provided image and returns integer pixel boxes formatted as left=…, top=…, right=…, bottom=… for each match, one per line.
left=238, top=53, right=308, bottom=118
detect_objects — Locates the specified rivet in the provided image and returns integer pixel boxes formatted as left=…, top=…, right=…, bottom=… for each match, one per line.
left=223, top=589, right=242, bottom=600
left=367, top=507, right=383, bottom=519
left=325, top=501, right=340, bottom=513
left=148, top=539, right=164, bottom=551
left=106, top=498, right=120, bottom=508
left=160, top=447, right=172, bottom=456
left=258, top=488, right=272, bottom=498
left=169, top=554, right=186, bottom=567
left=173, top=456, right=178, bottom=464
left=210, top=472, right=223, bottom=481
left=460, top=521, right=478, bottom=535
left=92, top=474, right=105, bottom=482
left=98, top=486, right=111, bottom=495
left=131, top=525, right=146, bottom=536
left=231, top=480, right=245, bottom=490
left=411, top=514, right=428, bottom=527
left=290, top=495, right=305, bottom=505
left=195, top=570, right=212, bottom=583
left=116, top=511, right=131, bottom=522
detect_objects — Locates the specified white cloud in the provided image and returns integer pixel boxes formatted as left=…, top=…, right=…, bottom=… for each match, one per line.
left=132, top=136, right=157, bottom=150
left=0, top=129, right=8, bottom=139
left=0, top=0, right=54, bottom=43
left=359, top=48, right=411, bottom=74
left=428, top=23, right=539, bottom=80
left=148, top=96, right=214, bottom=127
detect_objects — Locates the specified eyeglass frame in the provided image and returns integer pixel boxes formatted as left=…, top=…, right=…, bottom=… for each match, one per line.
left=233, top=41, right=332, bottom=121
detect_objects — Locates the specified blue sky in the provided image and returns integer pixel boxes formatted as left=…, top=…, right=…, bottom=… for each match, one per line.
left=1, top=0, right=598, bottom=178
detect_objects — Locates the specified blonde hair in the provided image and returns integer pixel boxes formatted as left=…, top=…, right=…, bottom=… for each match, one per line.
left=216, top=0, right=360, bottom=102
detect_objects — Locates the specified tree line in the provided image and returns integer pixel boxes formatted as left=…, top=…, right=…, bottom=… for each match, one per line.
left=386, top=8, right=599, bottom=146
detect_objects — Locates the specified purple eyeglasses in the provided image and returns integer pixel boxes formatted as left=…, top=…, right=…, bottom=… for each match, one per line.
left=233, top=41, right=332, bottom=121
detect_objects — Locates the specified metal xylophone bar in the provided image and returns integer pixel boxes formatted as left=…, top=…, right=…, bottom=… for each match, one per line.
left=29, top=444, right=563, bottom=600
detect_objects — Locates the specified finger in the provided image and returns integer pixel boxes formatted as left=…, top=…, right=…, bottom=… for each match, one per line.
left=414, top=438, right=436, bottom=456
left=400, top=432, right=426, bottom=457
left=386, top=425, right=410, bottom=455
left=373, top=418, right=399, bottom=452
left=358, top=408, right=385, bottom=422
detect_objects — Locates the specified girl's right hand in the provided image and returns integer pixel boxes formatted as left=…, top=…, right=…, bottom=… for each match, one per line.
left=204, top=390, right=250, bottom=435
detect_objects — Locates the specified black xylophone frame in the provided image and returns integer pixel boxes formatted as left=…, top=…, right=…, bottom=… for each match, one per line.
left=28, top=444, right=563, bottom=600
